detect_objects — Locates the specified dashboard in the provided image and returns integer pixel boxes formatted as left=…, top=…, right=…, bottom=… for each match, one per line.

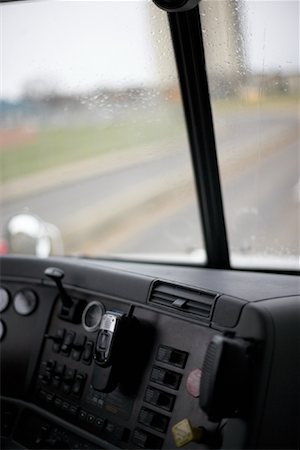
left=0, top=255, right=299, bottom=449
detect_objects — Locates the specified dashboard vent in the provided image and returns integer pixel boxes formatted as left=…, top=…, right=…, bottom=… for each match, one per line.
left=149, top=282, right=217, bottom=320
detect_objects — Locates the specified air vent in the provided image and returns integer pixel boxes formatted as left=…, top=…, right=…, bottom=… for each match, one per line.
left=149, top=282, right=217, bottom=320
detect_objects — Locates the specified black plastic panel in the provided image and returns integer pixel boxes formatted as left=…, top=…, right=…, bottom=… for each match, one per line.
left=0, top=256, right=299, bottom=449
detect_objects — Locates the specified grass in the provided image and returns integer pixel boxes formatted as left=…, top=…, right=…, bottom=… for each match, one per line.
left=1, top=95, right=298, bottom=183
left=0, top=106, right=185, bottom=183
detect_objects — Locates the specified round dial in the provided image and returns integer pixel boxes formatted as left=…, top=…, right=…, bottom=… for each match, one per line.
left=82, top=301, right=105, bottom=332
left=0, top=288, right=10, bottom=313
left=13, top=290, right=38, bottom=316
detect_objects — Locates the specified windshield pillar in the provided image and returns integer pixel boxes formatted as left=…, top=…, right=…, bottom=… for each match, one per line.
left=166, top=6, right=230, bottom=269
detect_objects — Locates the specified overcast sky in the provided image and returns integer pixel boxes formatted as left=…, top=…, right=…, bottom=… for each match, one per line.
left=243, top=0, right=299, bottom=74
left=1, top=0, right=299, bottom=100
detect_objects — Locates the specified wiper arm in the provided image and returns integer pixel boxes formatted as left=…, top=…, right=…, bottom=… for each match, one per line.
left=152, top=0, right=230, bottom=269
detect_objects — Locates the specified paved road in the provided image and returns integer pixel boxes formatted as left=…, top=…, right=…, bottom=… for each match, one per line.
left=1, top=106, right=299, bottom=265
left=117, top=139, right=299, bottom=263
left=1, top=147, right=191, bottom=227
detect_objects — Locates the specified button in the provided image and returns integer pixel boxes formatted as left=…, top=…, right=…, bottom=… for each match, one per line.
left=72, top=334, right=86, bottom=361
left=61, top=401, right=70, bottom=412
left=157, top=392, right=175, bottom=410
left=82, top=341, right=94, bottom=365
left=62, top=383, right=72, bottom=395
left=55, top=363, right=65, bottom=377
left=71, top=349, right=81, bottom=361
left=62, top=368, right=76, bottom=394
left=139, top=408, right=169, bottom=433
left=61, top=331, right=75, bottom=355
left=52, top=376, right=61, bottom=388
left=186, top=368, right=202, bottom=398
left=164, top=371, right=181, bottom=388
left=156, top=345, right=188, bottom=369
left=151, top=366, right=182, bottom=390
left=55, top=328, right=65, bottom=340
left=71, top=373, right=86, bottom=397
left=104, top=421, right=115, bottom=433
left=40, top=371, right=52, bottom=385
left=46, top=360, right=56, bottom=371
left=169, top=349, right=188, bottom=368
left=87, top=414, right=95, bottom=424
left=65, top=368, right=76, bottom=382
left=69, top=405, right=79, bottom=416
left=73, top=333, right=86, bottom=349
left=54, top=397, right=63, bottom=408
left=79, top=410, right=87, bottom=421
left=144, top=386, right=176, bottom=412
left=45, top=392, right=54, bottom=403
left=52, top=328, right=65, bottom=353
left=172, top=419, right=205, bottom=447
left=95, top=417, right=105, bottom=429
left=132, top=428, right=163, bottom=449
left=53, top=363, right=65, bottom=387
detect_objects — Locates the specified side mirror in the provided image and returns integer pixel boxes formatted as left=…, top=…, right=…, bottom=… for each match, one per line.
left=4, top=213, right=64, bottom=257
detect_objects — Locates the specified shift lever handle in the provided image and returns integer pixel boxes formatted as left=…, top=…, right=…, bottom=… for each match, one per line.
left=44, top=267, right=85, bottom=323
left=44, top=267, right=73, bottom=308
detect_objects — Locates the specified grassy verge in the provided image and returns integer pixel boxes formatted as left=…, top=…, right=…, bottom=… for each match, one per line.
left=0, top=106, right=185, bottom=183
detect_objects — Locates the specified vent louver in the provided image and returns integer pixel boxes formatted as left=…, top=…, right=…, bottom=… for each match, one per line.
left=149, top=282, right=217, bottom=320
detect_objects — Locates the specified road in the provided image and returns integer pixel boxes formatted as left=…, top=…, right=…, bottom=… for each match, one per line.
left=1, top=106, right=299, bottom=266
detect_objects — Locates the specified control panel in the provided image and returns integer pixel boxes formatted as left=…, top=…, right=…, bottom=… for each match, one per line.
left=1, top=268, right=259, bottom=450
left=25, top=279, right=217, bottom=450
left=34, top=322, right=199, bottom=449
left=1, top=259, right=299, bottom=450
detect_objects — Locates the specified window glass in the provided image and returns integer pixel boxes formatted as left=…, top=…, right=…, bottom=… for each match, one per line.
left=201, top=0, right=299, bottom=269
left=0, top=1, right=205, bottom=261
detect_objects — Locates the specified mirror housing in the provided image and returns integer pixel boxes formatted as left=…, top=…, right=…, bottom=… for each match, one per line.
left=4, top=213, right=64, bottom=257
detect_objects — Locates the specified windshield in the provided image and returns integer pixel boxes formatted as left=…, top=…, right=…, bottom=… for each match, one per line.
left=0, top=1, right=205, bottom=261
left=201, top=0, right=299, bottom=270
left=0, top=0, right=299, bottom=271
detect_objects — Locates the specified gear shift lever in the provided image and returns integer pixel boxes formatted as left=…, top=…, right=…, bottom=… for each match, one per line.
left=44, top=267, right=85, bottom=323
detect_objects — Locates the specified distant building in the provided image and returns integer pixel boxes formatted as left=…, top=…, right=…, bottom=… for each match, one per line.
left=200, top=0, right=246, bottom=97
left=148, top=0, right=245, bottom=98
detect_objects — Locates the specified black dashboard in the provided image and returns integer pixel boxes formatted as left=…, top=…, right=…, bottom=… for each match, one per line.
left=0, top=255, right=299, bottom=449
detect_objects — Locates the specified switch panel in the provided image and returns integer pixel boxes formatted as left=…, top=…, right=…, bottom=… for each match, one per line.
left=156, top=346, right=188, bottom=369
left=139, top=407, right=170, bottom=433
left=151, top=366, right=182, bottom=390
left=144, top=387, right=176, bottom=412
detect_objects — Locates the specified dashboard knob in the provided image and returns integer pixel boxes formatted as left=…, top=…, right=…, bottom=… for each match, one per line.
left=0, top=288, right=10, bottom=313
left=13, top=289, right=38, bottom=315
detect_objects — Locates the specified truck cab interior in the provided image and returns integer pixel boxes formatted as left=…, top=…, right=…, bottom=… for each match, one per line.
left=0, top=0, right=299, bottom=449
